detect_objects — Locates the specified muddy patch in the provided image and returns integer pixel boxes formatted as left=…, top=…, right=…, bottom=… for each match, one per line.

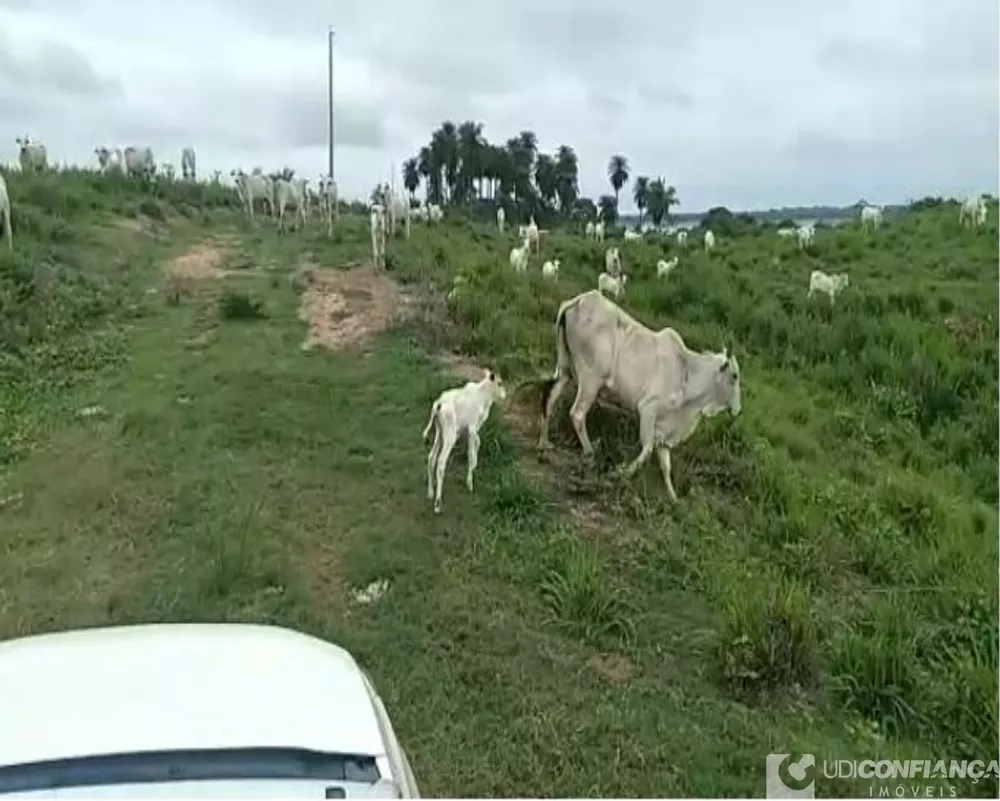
left=588, top=652, right=635, bottom=685
left=296, top=264, right=409, bottom=352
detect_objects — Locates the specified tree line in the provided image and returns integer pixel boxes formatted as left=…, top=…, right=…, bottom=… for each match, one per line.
left=399, top=121, right=680, bottom=228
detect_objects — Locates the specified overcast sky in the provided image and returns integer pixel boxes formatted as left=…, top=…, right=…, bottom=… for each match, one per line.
left=0, top=0, right=996, bottom=212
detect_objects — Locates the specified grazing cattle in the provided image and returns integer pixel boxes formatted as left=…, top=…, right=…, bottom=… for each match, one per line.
left=274, top=178, right=308, bottom=232
left=94, top=146, right=120, bottom=173
left=181, top=147, right=196, bottom=181
left=624, top=229, right=641, bottom=241
left=0, top=170, right=12, bottom=251
left=16, top=136, right=47, bottom=172
left=541, top=259, right=560, bottom=278
left=123, top=146, right=156, bottom=180
left=594, top=220, right=605, bottom=242
left=797, top=224, right=815, bottom=249
left=656, top=256, right=679, bottom=278
left=427, top=203, right=443, bottom=223
left=959, top=195, right=987, bottom=229
left=318, top=176, right=339, bottom=235
left=537, top=290, right=742, bottom=500
left=860, top=205, right=883, bottom=232
left=604, top=246, right=622, bottom=277
left=585, top=221, right=596, bottom=239
left=598, top=271, right=627, bottom=299
left=422, top=369, right=507, bottom=514
left=676, top=229, right=688, bottom=247
left=370, top=204, right=387, bottom=269
left=808, top=270, right=849, bottom=304
left=776, top=227, right=796, bottom=239
left=497, top=206, right=505, bottom=233
left=231, top=169, right=273, bottom=221
left=704, top=230, right=716, bottom=252
left=509, top=239, right=530, bottom=272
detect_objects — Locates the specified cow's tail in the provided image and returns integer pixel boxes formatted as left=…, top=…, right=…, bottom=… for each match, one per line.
left=422, top=399, right=440, bottom=443
left=538, top=297, right=575, bottom=416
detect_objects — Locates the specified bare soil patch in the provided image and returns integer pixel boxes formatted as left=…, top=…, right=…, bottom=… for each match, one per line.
left=296, top=264, right=410, bottom=352
left=587, top=652, right=636, bottom=685
left=163, top=240, right=230, bottom=282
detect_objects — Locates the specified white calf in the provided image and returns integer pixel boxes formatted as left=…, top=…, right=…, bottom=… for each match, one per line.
left=370, top=204, right=387, bottom=269
left=598, top=271, right=627, bottom=299
left=776, top=227, right=796, bottom=239
left=585, top=221, right=595, bottom=239
left=797, top=224, right=814, bottom=249
left=656, top=256, right=679, bottom=278
left=704, top=230, right=716, bottom=251
left=496, top=206, right=505, bottom=233
left=624, top=229, right=641, bottom=241
left=422, top=370, right=507, bottom=513
left=808, top=270, right=849, bottom=304
left=676, top=229, right=688, bottom=247
left=541, top=259, right=560, bottom=278
left=15, top=135, right=47, bottom=172
left=604, top=246, right=622, bottom=277
left=428, top=203, right=443, bottom=223
left=510, top=239, right=530, bottom=272
left=594, top=220, right=605, bottom=242
left=0, top=171, right=11, bottom=251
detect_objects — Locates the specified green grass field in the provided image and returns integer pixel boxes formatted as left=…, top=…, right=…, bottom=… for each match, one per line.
left=0, top=169, right=997, bottom=797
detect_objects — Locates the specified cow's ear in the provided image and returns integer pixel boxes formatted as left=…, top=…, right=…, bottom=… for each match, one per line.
left=719, top=359, right=729, bottom=373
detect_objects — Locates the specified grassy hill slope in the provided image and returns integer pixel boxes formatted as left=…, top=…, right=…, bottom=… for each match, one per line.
left=0, top=168, right=997, bottom=797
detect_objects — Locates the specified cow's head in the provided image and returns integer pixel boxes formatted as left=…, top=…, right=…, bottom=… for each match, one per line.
left=485, top=369, right=507, bottom=402
left=716, top=345, right=741, bottom=417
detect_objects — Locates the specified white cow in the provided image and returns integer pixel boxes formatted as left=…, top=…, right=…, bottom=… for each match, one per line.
left=422, top=369, right=507, bottom=514
left=318, top=176, right=339, bottom=235
left=541, top=259, right=560, bottom=279
left=598, top=271, right=627, bottom=299
left=370, top=204, right=387, bottom=269
left=0, top=170, right=12, bottom=251
left=860, top=205, right=883, bottom=232
left=385, top=191, right=411, bottom=239
left=776, top=227, right=797, bottom=240
left=497, top=206, right=505, bottom=233
left=509, top=239, right=530, bottom=272
left=274, top=178, right=308, bottom=232
left=604, top=246, right=622, bottom=277
left=538, top=289, right=742, bottom=500
left=704, top=230, right=716, bottom=252
left=797, top=224, right=815, bottom=249
left=594, top=220, right=606, bottom=242
left=123, top=146, right=156, bottom=180
left=808, top=270, right=849, bottom=304
left=657, top=257, right=679, bottom=278
left=181, top=147, right=196, bottom=181
left=525, top=216, right=540, bottom=254
left=624, top=229, right=642, bottom=241
left=94, top=146, right=121, bottom=174
left=959, top=195, right=987, bottom=229
left=676, top=230, right=688, bottom=247
left=428, top=203, right=443, bottom=223
left=585, top=221, right=596, bottom=240
left=231, top=169, right=273, bottom=221
left=15, top=135, right=47, bottom=172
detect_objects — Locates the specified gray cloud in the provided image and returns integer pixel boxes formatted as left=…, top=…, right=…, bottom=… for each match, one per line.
left=0, top=0, right=996, bottom=210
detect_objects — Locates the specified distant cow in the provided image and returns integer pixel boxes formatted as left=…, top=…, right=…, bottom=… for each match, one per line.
left=808, top=270, right=849, bottom=305
left=123, top=146, right=156, bottom=180
left=959, top=195, right=987, bottom=229
left=860, top=205, right=883, bottom=232
left=273, top=178, right=307, bottom=232
left=538, top=289, right=742, bottom=500
left=231, top=169, right=273, bottom=221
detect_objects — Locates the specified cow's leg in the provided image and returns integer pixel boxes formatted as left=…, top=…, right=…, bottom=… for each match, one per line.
left=426, top=426, right=441, bottom=502
left=538, top=373, right=571, bottom=450
left=569, top=376, right=601, bottom=457
left=656, top=446, right=679, bottom=501
left=621, top=405, right=657, bottom=477
left=466, top=430, right=480, bottom=492
left=433, top=425, right=458, bottom=514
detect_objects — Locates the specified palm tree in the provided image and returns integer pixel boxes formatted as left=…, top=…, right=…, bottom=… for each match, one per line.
left=555, top=144, right=579, bottom=214
left=534, top=153, right=558, bottom=210
left=598, top=194, right=618, bottom=225
left=633, top=176, right=649, bottom=229
left=417, top=146, right=432, bottom=202
left=647, top=179, right=680, bottom=227
left=456, top=120, right=484, bottom=202
left=607, top=154, right=630, bottom=207
left=402, top=158, right=420, bottom=202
